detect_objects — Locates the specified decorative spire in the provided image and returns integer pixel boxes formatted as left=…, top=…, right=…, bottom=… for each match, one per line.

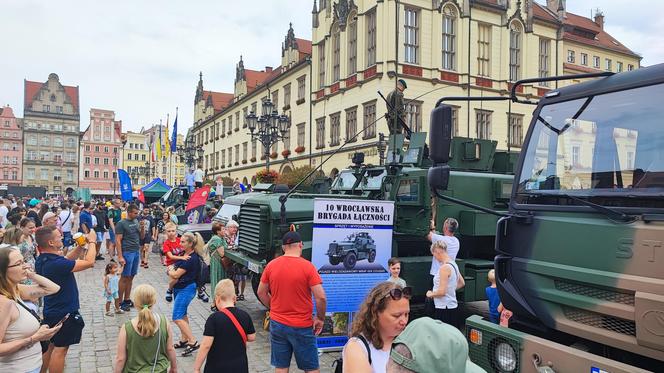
left=235, top=55, right=246, bottom=83
left=312, top=0, right=318, bottom=13
left=195, top=71, right=204, bottom=104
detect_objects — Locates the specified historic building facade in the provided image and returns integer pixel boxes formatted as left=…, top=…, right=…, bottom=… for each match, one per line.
left=23, top=73, right=80, bottom=194
left=123, top=127, right=186, bottom=188
left=0, top=106, right=23, bottom=186
left=79, top=108, right=124, bottom=196
left=123, top=131, right=150, bottom=187
left=190, top=0, right=640, bottom=181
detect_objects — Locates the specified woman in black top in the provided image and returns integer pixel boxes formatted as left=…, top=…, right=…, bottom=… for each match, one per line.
left=193, top=279, right=255, bottom=373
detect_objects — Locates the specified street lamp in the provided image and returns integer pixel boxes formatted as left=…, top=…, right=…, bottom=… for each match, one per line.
left=246, top=96, right=291, bottom=170
left=177, top=136, right=204, bottom=170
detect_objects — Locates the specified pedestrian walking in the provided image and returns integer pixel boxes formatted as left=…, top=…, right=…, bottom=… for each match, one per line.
left=257, top=231, right=327, bottom=373
left=138, top=207, right=156, bottom=269
left=155, top=212, right=171, bottom=266
left=103, top=262, right=123, bottom=316
left=342, top=282, right=411, bottom=373
left=57, top=203, right=73, bottom=250
left=116, top=204, right=142, bottom=312
left=107, top=199, right=123, bottom=261
left=93, top=203, right=109, bottom=259
left=206, top=221, right=227, bottom=311
left=114, top=284, right=178, bottom=373
left=0, top=245, right=62, bottom=373
left=193, top=279, right=256, bottom=373
left=35, top=226, right=98, bottom=373
left=167, top=232, right=203, bottom=357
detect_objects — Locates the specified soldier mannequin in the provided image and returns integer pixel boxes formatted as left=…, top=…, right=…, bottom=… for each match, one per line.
left=385, top=79, right=407, bottom=134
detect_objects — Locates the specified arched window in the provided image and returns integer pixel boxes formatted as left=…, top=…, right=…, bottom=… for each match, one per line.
left=41, top=136, right=50, bottom=146
left=53, top=137, right=63, bottom=147
left=442, top=5, right=457, bottom=71
left=332, top=25, right=341, bottom=82
left=509, top=22, right=522, bottom=81
left=66, top=137, right=75, bottom=148
left=347, top=13, right=358, bottom=75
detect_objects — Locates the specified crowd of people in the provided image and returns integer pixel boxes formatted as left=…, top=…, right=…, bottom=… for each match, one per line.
left=0, top=193, right=494, bottom=372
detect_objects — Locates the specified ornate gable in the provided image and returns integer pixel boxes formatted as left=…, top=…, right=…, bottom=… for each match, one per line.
left=235, top=55, right=246, bottom=83
left=332, top=0, right=356, bottom=31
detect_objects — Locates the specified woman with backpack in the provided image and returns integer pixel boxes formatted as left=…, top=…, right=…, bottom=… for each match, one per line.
left=341, top=282, right=411, bottom=373
left=114, top=284, right=178, bottom=373
left=193, top=279, right=255, bottom=373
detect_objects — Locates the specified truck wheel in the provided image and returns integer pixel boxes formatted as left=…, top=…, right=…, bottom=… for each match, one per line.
left=343, top=252, right=357, bottom=270
left=329, top=257, right=341, bottom=266
left=368, top=250, right=376, bottom=263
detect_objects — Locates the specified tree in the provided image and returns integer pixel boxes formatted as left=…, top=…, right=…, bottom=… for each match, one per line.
left=277, top=165, right=318, bottom=188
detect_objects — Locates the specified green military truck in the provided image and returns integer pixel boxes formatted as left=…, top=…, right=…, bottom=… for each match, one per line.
left=327, top=232, right=377, bottom=269
left=429, top=65, right=664, bottom=372
left=221, top=132, right=516, bottom=307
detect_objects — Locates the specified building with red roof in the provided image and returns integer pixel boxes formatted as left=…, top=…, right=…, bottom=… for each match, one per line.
left=0, top=105, right=23, bottom=186
left=22, top=73, right=80, bottom=195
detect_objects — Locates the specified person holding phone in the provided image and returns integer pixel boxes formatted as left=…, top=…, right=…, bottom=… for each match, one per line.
left=34, top=225, right=97, bottom=373
left=0, top=245, right=62, bottom=372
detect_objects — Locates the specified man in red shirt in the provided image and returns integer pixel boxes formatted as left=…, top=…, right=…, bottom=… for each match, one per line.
left=258, top=231, right=327, bottom=373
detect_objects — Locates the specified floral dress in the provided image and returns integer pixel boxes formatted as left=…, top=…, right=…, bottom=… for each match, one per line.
left=18, top=237, right=37, bottom=285
left=208, top=235, right=228, bottom=296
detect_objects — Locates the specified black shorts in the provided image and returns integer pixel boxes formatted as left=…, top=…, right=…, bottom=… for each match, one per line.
left=195, top=181, right=203, bottom=188
left=140, top=237, right=152, bottom=245
left=45, top=312, right=85, bottom=347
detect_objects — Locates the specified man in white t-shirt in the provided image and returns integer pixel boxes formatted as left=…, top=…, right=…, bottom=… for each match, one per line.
left=427, top=218, right=460, bottom=277
left=58, top=202, right=74, bottom=248
left=194, top=165, right=205, bottom=188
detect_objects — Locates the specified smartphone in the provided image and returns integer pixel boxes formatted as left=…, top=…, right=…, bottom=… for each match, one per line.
left=54, top=313, right=70, bottom=327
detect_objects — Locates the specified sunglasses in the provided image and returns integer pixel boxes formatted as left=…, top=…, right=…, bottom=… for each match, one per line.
left=8, top=259, right=26, bottom=268
left=384, top=286, right=412, bottom=301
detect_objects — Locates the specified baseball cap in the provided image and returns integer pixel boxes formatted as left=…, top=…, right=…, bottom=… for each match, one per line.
left=398, top=79, right=408, bottom=89
left=28, top=198, right=41, bottom=207
left=42, top=211, right=57, bottom=222
left=282, top=231, right=302, bottom=245
left=390, top=317, right=486, bottom=373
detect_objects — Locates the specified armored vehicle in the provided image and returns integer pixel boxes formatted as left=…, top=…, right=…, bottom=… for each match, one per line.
left=327, top=232, right=376, bottom=269
left=429, top=65, right=664, bottom=372
left=221, top=132, right=516, bottom=307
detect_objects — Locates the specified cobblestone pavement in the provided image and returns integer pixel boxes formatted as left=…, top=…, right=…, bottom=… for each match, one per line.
left=64, top=252, right=340, bottom=372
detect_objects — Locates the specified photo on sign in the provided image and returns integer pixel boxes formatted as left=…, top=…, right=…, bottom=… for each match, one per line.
left=312, top=227, right=391, bottom=274
left=319, top=312, right=351, bottom=337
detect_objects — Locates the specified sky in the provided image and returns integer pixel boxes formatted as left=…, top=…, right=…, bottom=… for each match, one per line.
left=0, top=1, right=662, bottom=136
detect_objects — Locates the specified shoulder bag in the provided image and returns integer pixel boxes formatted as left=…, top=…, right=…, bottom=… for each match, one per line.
left=219, top=308, right=247, bottom=345
left=16, top=299, right=50, bottom=353
left=332, top=334, right=371, bottom=373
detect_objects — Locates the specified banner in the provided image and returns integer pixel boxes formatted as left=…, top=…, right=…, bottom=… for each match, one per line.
left=311, top=198, right=394, bottom=349
left=184, top=185, right=210, bottom=224
left=118, top=169, right=133, bottom=201
left=171, top=110, right=178, bottom=153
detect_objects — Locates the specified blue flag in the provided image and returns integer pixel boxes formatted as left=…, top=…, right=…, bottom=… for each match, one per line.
left=171, top=111, right=178, bottom=153
left=118, top=169, right=133, bottom=201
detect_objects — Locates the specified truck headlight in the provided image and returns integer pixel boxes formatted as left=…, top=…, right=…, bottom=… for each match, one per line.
left=494, top=342, right=517, bottom=372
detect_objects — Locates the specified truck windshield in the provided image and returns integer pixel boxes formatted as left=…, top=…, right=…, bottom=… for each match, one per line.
left=331, top=171, right=357, bottom=191
left=213, top=203, right=241, bottom=223
left=516, top=83, right=664, bottom=207
left=331, top=169, right=386, bottom=191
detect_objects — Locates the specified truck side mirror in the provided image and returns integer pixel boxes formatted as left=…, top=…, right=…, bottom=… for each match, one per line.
left=429, top=105, right=453, bottom=164
left=428, top=165, right=451, bottom=191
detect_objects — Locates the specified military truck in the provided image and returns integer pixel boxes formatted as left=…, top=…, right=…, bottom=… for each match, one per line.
left=428, top=65, right=664, bottom=372
left=221, top=132, right=517, bottom=307
left=327, top=232, right=376, bottom=269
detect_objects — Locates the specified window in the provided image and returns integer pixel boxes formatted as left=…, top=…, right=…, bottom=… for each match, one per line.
left=509, top=23, right=522, bottom=81
left=363, top=101, right=377, bottom=139
left=539, top=38, right=550, bottom=86
left=84, top=170, right=90, bottom=178
left=235, top=145, right=239, bottom=164
left=617, top=62, right=623, bottom=73
left=40, top=169, right=48, bottom=180
left=94, top=157, right=100, bottom=164
left=242, top=107, right=248, bottom=128
left=367, top=9, right=377, bottom=66
left=103, top=158, right=109, bottom=165
left=103, top=171, right=109, bottom=179
left=477, top=24, right=491, bottom=77
left=330, top=113, right=341, bottom=146
left=221, top=119, right=226, bottom=135
left=235, top=112, right=240, bottom=131
left=227, top=116, right=233, bottom=134
left=508, top=114, right=524, bottom=147
left=272, top=91, right=279, bottom=112
left=345, top=107, right=357, bottom=143
left=348, top=16, right=357, bottom=75
left=451, top=106, right=459, bottom=136
left=94, top=170, right=100, bottom=178
left=66, top=169, right=73, bottom=182
left=297, top=123, right=305, bottom=147
left=318, top=42, right=326, bottom=88
left=567, top=50, right=575, bottom=63
left=297, top=76, right=306, bottom=101
left=27, top=168, right=35, bottom=179
left=243, top=142, right=248, bottom=161
left=404, top=102, right=422, bottom=132
left=628, top=64, right=634, bottom=71
left=221, top=149, right=226, bottom=166
left=94, top=145, right=100, bottom=152
left=593, top=56, right=600, bottom=68
left=442, top=6, right=456, bottom=71
left=605, top=58, right=612, bottom=71
left=404, top=8, right=419, bottom=64
left=475, top=110, right=492, bottom=139
left=251, top=140, right=257, bottom=158
left=215, top=123, right=220, bottom=137
left=43, top=105, right=50, bottom=112
left=41, top=136, right=50, bottom=146
left=85, top=157, right=90, bottom=164
left=85, top=145, right=90, bottom=151
left=205, top=128, right=209, bottom=142
left=581, top=53, right=588, bottom=66
left=332, top=26, right=340, bottom=82
left=66, top=138, right=75, bottom=148
left=27, top=136, right=37, bottom=146
left=316, top=117, right=326, bottom=149
left=283, top=84, right=291, bottom=108
left=228, top=147, right=232, bottom=166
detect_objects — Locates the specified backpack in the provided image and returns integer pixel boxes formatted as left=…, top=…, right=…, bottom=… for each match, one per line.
left=332, top=335, right=371, bottom=373
left=196, top=253, right=210, bottom=287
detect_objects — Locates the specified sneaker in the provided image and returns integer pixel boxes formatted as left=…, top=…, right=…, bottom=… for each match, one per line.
left=95, top=255, right=105, bottom=261
left=197, top=288, right=209, bottom=303
left=126, top=300, right=134, bottom=307
left=238, top=294, right=245, bottom=301
left=105, top=311, right=114, bottom=317
left=115, top=308, right=125, bottom=314
left=120, top=301, right=131, bottom=312
left=165, top=288, right=173, bottom=302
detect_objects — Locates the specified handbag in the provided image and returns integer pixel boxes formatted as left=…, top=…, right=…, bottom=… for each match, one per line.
left=332, top=334, right=371, bottom=373
left=219, top=307, right=247, bottom=345
left=16, top=299, right=50, bottom=353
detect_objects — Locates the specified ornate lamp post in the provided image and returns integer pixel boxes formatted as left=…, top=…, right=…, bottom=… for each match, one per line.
left=177, top=136, right=204, bottom=170
left=245, top=96, right=291, bottom=171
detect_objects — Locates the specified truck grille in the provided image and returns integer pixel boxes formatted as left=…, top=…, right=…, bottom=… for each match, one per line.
left=554, top=280, right=634, bottom=305
left=238, top=204, right=268, bottom=255
left=562, top=306, right=636, bottom=336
